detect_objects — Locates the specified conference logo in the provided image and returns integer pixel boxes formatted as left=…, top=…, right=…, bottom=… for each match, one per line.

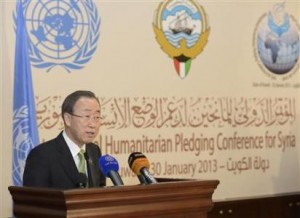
left=153, top=0, right=210, bottom=79
left=253, top=2, right=300, bottom=80
left=16, top=0, right=100, bottom=72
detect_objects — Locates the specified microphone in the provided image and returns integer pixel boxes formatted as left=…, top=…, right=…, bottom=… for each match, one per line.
left=137, top=174, right=149, bottom=185
left=128, top=152, right=157, bottom=184
left=99, top=154, right=124, bottom=186
left=84, top=151, right=97, bottom=187
left=77, top=173, right=87, bottom=188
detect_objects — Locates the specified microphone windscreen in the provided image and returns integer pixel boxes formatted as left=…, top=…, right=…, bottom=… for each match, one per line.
left=128, top=152, right=150, bottom=175
left=84, top=151, right=89, bottom=161
left=99, top=154, right=119, bottom=177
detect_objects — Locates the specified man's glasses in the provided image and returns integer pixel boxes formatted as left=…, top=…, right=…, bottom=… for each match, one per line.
left=70, top=113, right=101, bottom=123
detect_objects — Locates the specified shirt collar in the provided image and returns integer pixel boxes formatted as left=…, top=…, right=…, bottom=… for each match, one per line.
left=62, top=131, right=86, bottom=158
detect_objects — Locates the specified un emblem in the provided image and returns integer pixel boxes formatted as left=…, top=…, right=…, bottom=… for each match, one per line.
left=18, top=0, right=100, bottom=72
left=13, top=106, right=35, bottom=186
left=153, top=0, right=210, bottom=79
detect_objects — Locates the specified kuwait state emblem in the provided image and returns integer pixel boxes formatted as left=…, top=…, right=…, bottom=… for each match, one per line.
left=153, top=0, right=210, bottom=79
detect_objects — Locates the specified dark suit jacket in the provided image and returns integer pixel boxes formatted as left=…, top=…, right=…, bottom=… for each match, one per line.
left=23, top=132, right=106, bottom=189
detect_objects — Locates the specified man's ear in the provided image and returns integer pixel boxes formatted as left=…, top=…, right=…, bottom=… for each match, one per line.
left=64, top=113, right=72, bottom=127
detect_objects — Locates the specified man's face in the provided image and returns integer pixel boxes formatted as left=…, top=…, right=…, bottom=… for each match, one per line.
left=64, top=97, right=101, bottom=147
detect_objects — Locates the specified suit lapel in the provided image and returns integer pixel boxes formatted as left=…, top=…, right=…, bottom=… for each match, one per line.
left=54, top=133, right=79, bottom=187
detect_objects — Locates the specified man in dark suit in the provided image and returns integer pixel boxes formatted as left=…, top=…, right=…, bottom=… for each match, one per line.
left=23, top=90, right=106, bottom=189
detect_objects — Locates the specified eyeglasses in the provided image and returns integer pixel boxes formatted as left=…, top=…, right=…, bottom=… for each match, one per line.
left=70, top=113, right=101, bottom=123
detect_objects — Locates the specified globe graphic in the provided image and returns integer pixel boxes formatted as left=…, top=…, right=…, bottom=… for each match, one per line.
left=25, top=0, right=90, bottom=60
left=256, top=13, right=299, bottom=74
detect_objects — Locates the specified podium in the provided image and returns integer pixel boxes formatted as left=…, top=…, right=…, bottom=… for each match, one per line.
left=9, top=178, right=219, bottom=218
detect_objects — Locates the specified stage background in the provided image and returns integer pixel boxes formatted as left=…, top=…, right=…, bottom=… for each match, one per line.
left=1, top=0, right=300, bottom=217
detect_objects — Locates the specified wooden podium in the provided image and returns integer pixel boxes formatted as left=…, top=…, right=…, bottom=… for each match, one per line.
left=8, top=178, right=219, bottom=218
